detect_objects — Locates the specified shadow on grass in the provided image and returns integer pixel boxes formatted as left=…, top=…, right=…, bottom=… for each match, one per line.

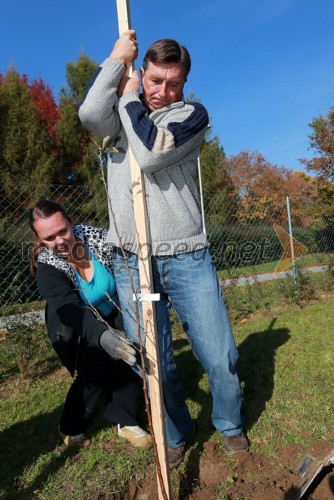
left=0, top=384, right=146, bottom=498
left=0, top=405, right=71, bottom=498
left=0, top=412, right=122, bottom=499
left=173, top=317, right=290, bottom=498
left=237, top=317, right=290, bottom=432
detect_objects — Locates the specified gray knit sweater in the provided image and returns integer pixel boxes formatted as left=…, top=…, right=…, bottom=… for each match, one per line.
left=79, top=58, right=209, bottom=256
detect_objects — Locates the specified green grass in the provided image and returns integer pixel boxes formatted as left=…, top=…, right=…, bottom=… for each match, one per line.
left=222, top=263, right=334, bottom=323
left=1, top=291, right=334, bottom=498
left=233, top=299, right=334, bottom=455
left=0, top=300, right=44, bottom=317
left=217, top=252, right=333, bottom=280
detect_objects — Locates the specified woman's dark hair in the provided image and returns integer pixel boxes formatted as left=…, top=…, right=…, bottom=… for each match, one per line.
left=29, top=199, right=72, bottom=277
left=143, top=39, right=191, bottom=80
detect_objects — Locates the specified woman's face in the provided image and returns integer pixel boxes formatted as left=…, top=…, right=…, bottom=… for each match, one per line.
left=34, top=212, right=76, bottom=258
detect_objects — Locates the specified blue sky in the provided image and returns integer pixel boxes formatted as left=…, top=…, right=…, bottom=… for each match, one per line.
left=1, top=0, right=333, bottom=172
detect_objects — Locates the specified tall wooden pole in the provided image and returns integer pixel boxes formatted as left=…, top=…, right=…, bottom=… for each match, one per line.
left=115, top=1, right=172, bottom=498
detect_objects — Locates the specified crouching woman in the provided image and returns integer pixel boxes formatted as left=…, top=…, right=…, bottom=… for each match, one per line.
left=29, top=199, right=151, bottom=449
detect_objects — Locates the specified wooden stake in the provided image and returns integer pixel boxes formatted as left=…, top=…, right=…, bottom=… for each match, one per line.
left=115, top=1, right=172, bottom=498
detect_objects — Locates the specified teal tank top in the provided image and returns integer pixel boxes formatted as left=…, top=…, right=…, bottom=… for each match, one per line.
left=74, top=248, right=117, bottom=318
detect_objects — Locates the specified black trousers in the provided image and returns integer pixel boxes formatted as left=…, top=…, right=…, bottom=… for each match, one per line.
left=59, top=342, right=140, bottom=436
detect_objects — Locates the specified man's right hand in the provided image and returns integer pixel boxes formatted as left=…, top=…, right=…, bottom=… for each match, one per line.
left=109, top=29, right=138, bottom=67
left=100, top=329, right=136, bottom=366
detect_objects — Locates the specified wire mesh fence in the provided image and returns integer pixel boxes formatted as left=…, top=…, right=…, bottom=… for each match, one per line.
left=1, top=182, right=334, bottom=316
left=0, top=182, right=109, bottom=315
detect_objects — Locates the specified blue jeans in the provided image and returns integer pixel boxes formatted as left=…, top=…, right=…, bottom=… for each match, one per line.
left=112, top=247, right=243, bottom=448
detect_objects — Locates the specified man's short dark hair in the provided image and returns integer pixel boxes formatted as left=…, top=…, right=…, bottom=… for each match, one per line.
left=143, top=39, right=191, bottom=80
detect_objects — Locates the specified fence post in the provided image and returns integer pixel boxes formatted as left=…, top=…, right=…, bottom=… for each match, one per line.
left=286, top=196, right=298, bottom=298
left=197, top=156, right=206, bottom=236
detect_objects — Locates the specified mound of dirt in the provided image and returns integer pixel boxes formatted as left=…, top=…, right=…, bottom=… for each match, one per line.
left=126, top=440, right=334, bottom=499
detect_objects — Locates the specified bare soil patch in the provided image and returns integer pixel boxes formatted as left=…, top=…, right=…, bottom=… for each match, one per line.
left=126, top=440, right=334, bottom=499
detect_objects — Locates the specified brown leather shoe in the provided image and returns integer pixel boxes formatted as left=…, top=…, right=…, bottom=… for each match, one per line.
left=168, top=443, right=186, bottom=469
left=224, top=432, right=249, bottom=453
left=168, top=420, right=197, bottom=469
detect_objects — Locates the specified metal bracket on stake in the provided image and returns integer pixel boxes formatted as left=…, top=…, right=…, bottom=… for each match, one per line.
left=133, top=293, right=161, bottom=302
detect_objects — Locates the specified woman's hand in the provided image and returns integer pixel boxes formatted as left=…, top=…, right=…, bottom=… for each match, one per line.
left=99, top=329, right=136, bottom=365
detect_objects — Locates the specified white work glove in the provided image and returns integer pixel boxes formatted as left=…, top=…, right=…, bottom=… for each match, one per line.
left=100, top=329, right=136, bottom=366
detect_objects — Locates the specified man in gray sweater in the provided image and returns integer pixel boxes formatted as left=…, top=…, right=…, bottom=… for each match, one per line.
left=79, top=29, right=248, bottom=467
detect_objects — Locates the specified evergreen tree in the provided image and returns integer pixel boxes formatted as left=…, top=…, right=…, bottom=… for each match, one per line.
left=0, top=69, right=58, bottom=189
left=57, top=52, right=98, bottom=182
left=200, top=135, right=231, bottom=195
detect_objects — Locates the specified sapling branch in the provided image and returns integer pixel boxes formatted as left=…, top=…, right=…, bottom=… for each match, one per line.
left=92, top=138, right=167, bottom=499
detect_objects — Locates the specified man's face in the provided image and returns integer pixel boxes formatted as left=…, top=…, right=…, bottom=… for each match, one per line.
left=140, top=61, right=186, bottom=112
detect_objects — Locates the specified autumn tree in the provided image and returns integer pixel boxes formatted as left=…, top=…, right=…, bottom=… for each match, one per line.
left=29, top=76, right=59, bottom=147
left=284, top=171, right=321, bottom=226
left=226, top=151, right=284, bottom=223
left=301, top=104, right=334, bottom=199
left=226, top=150, right=321, bottom=225
left=0, top=69, right=58, bottom=188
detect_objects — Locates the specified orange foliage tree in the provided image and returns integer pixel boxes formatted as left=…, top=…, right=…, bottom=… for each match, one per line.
left=226, top=150, right=320, bottom=226
left=301, top=104, right=334, bottom=200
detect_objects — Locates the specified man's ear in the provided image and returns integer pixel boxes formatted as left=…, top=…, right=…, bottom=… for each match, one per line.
left=140, top=67, right=145, bottom=80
